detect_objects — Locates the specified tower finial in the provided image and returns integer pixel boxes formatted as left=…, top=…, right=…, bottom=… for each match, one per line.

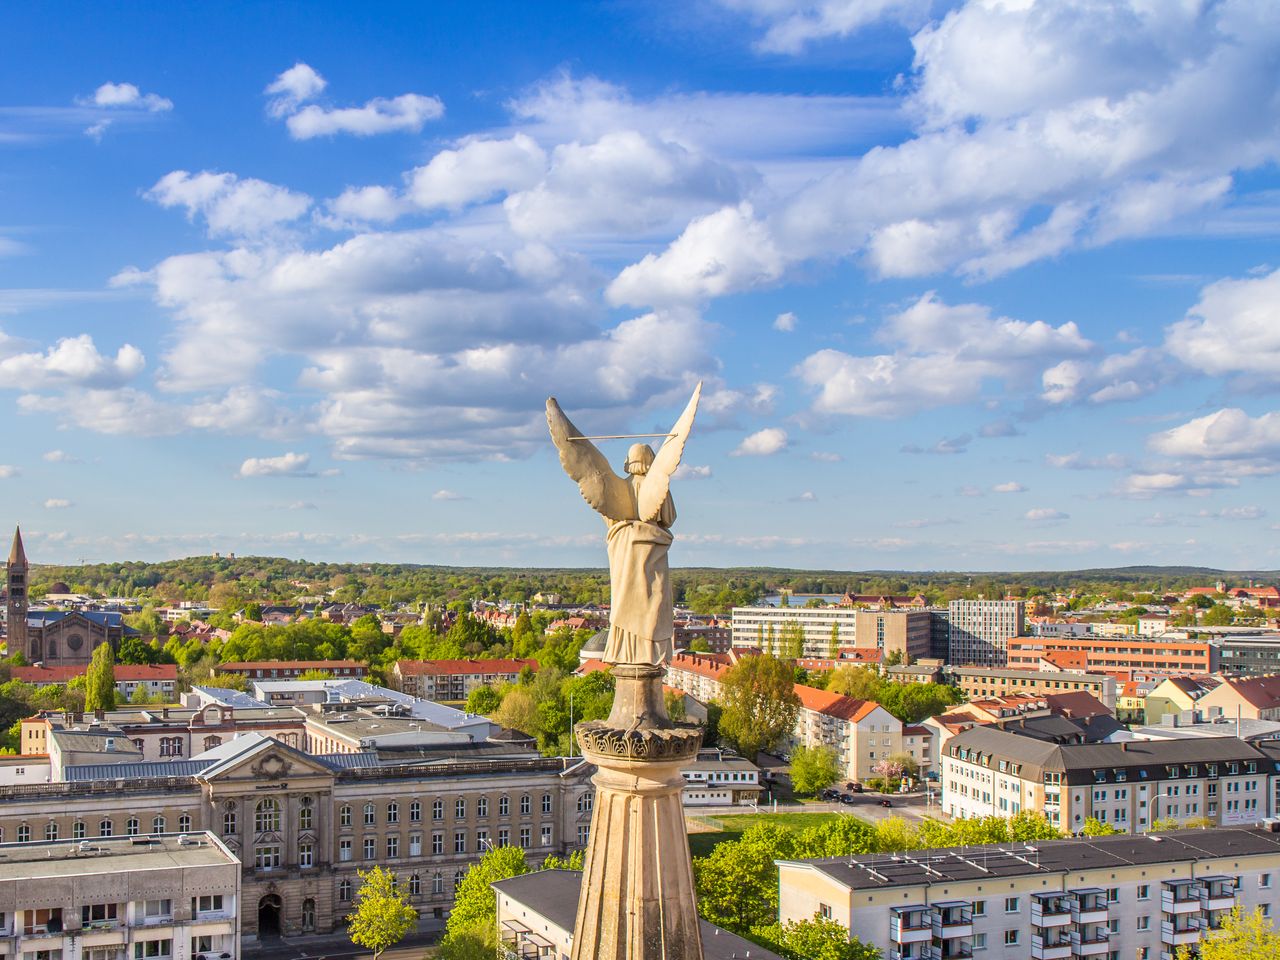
left=8, top=526, right=25, bottom=567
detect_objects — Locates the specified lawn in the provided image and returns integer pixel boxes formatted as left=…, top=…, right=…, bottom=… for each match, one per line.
left=685, top=811, right=854, bottom=858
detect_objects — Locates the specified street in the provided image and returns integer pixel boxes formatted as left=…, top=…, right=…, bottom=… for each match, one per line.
left=243, top=930, right=441, bottom=960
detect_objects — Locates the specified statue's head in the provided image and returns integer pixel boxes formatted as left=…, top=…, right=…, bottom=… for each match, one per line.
left=624, top=443, right=655, bottom=476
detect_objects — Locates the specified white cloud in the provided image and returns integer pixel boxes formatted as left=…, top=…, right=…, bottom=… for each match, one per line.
left=42, top=450, right=80, bottom=464
left=265, top=63, right=327, bottom=117
left=146, top=170, right=311, bottom=238
left=1046, top=451, right=1128, bottom=470
left=0, top=334, right=144, bottom=389
left=673, top=464, right=713, bottom=480
left=607, top=203, right=782, bottom=306
left=796, top=293, right=1091, bottom=417
left=287, top=95, right=443, bottom=139
left=731, top=426, right=789, bottom=456
left=432, top=489, right=468, bottom=501
left=90, top=82, right=172, bottom=112
left=992, top=481, right=1025, bottom=493
left=409, top=135, right=546, bottom=211
left=1041, top=347, right=1170, bottom=406
left=328, top=185, right=407, bottom=224
left=0, top=466, right=17, bottom=479
left=43, top=498, right=72, bottom=509
left=791, top=490, right=817, bottom=502
left=1150, top=408, right=1280, bottom=461
left=238, top=452, right=315, bottom=478
left=1025, top=507, right=1069, bottom=523
left=901, top=434, right=970, bottom=455
left=721, top=0, right=932, bottom=53
left=810, top=451, right=843, bottom=462
left=1165, top=267, right=1280, bottom=381
left=773, top=311, right=797, bottom=332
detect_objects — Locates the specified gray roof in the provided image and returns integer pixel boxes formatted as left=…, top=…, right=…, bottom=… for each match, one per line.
left=492, top=870, right=783, bottom=960
left=948, top=665, right=1113, bottom=682
left=188, top=686, right=266, bottom=709
left=948, top=725, right=1276, bottom=785
left=65, top=759, right=210, bottom=781
left=784, top=828, right=1280, bottom=893
left=49, top=729, right=142, bottom=757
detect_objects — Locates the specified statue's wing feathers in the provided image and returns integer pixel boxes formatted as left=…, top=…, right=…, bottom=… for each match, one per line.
left=546, top=398, right=633, bottom=520
left=638, top=381, right=702, bottom=522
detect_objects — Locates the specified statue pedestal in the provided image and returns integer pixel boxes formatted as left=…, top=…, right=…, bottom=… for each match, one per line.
left=570, top=666, right=705, bottom=960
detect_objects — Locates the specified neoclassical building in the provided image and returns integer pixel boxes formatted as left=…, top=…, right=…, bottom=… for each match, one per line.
left=0, top=734, right=594, bottom=939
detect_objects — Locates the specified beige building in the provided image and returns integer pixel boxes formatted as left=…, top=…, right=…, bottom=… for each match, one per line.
left=0, top=733, right=593, bottom=940
left=390, top=658, right=536, bottom=702
left=730, top=606, right=932, bottom=660
left=1196, top=674, right=1280, bottom=721
left=942, top=665, right=1117, bottom=710
left=0, top=831, right=239, bottom=960
left=778, top=827, right=1280, bottom=960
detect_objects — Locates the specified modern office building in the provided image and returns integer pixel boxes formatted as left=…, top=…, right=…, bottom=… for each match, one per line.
left=1217, top=634, right=1280, bottom=677
left=948, top=600, right=1025, bottom=667
left=731, top=606, right=931, bottom=660
left=1006, top=635, right=1218, bottom=680
left=777, top=828, right=1280, bottom=960
left=0, top=831, right=240, bottom=960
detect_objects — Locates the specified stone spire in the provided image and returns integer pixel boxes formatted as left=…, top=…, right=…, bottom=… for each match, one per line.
left=9, top=526, right=26, bottom=567
left=6, top=526, right=29, bottom=659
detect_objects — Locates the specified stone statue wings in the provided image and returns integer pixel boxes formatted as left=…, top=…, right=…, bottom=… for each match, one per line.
left=546, top=382, right=702, bottom=525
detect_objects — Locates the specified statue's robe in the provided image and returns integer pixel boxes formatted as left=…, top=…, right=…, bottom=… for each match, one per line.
left=603, top=487, right=676, bottom=666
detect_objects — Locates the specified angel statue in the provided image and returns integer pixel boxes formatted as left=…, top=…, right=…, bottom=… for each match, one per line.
left=546, top=383, right=702, bottom=667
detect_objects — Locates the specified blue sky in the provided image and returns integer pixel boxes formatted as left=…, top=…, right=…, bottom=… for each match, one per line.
left=3, top=0, right=1280, bottom=570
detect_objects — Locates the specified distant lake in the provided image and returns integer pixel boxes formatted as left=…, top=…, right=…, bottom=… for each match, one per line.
left=760, top=594, right=843, bottom=607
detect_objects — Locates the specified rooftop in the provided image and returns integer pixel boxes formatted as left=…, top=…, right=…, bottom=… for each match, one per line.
left=0, top=831, right=236, bottom=882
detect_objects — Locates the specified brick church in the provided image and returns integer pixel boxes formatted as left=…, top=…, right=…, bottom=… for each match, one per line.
left=5, top=527, right=124, bottom=665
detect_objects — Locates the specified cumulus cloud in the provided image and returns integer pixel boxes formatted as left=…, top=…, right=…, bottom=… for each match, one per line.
left=1046, top=452, right=1128, bottom=470
left=1150, top=408, right=1280, bottom=461
left=721, top=0, right=932, bottom=53
left=1041, top=347, right=1171, bottom=406
left=238, top=452, right=315, bottom=478
left=327, top=185, right=407, bottom=224
left=0, top=466, right=17, bottom=479
left=993, top=481, right=1025, bottom=493
left=1165, top=267, right=1280, bottom=383
left=674, top=464, right=713, bottom=480
left=901, top=434, right=970, bottom=455
left=43, top=498, right=72, bottom=509
left=773, top=311, right=798, bottom=332
left=89, top=82, right=172, bottom=112
left=0, top=334, right=144, bottom=389
left=146, top=170, right=311, bottom=238
left=1025, top=507, right=1069, bottom=523
left=410, top=135, right=546, bottom=211
left=42, top=450, right=81, bottom=464
left=731, top=427, right=789, bottom=456
left=264, top=61, right=442, bottom=138
left=265, top=63, right=327, bottom=117
left=790, top=490, right=817, bottom=502
left=432, top=489, right=468, bottom=501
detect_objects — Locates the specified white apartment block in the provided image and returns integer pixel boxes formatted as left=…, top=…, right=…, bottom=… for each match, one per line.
left=0, top=832, right=239, bottom=960
left=730, top=606, right=932, bottom=660
left=948, top=600, right=1026, bottom=667
left=942, top=726, right=1277, bottom=834
left=778, top=827, right=1280, bottom=960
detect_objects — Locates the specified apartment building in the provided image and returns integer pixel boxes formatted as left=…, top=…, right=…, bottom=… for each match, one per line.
left=943, top=665, right=1118, bottom=709
left=11, top=664, right=180, bottom=701
left=390, top=658, right=536, bottom=701
left=0, top=733, right=593, bottom=940
left=730, top=606, right=931, bottom=660
left=1196, top=674, right=1280, bottom=721
left=947, top=600, right=1025, bottom=667
left=777, top=827, right=1280, bottom=960
left=1006, top=636, right=1218, bottom=680
left=680, top=749, right=763, bottom=806
left=216, top=661, right=367, bottom=681
left=0, top=831, right=239, bottom=960
left=942, top=725, right=1273, bottom=834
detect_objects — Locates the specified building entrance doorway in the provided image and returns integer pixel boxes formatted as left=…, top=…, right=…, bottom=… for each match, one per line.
left=258, top=894, right=282, bottom=937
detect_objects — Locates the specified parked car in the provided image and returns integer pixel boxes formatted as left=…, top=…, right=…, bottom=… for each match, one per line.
left=839, top=793, right=857, bottom=805
left=879, top=798, right=893, bottom=807
left=846, top=782, right=864, bottom=793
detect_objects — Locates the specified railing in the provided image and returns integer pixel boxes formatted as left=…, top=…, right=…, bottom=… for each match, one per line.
left=0, top=778, right=200, bottom=802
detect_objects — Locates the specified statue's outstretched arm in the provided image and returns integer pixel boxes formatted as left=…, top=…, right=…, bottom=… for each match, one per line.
left=637, top=381, right=702, bottom=523
left=546, top=397, right=634, bottom=521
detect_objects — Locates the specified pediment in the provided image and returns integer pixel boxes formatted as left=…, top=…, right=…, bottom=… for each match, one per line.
left=198, top=735, right=335, bottom=784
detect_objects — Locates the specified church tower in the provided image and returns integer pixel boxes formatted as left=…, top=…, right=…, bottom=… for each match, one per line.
left=6, top=527, right=28, bottom=659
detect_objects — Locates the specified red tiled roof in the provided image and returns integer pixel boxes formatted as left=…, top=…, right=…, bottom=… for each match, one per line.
left=793, top=684, right=879, bottom=722
left=219, top=660, right=365, bottom=672
left=668, top=653, right=732, bottom=680
left=1040, top=650, right=1089, bottom=671
left=12, top=664, right=177, bottom=683
left=1219, top=674, right=1280, bottom=709
left=1044, top=690, right=1111, bottom=719
left=395, top=658, right=537, bottom=676
left=578, top=659, right=611, bottom=675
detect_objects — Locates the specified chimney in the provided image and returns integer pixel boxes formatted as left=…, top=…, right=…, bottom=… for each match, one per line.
left=1121, top=741, right=1129, bottom=751
left=94, top=708, right=104, bottom=721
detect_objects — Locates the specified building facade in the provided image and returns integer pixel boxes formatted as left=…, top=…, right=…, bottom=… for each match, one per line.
left=390, top=658, right=537, bottom=701
left=947, top=600, right=1025, bottom=667
left=1006, top=635, right=1218, bottom=680
left=777, top=828, right=1280, bottom=960
left=944, top=665, right=1118, bottom=710
left=730, top=606, right=931, bottom=660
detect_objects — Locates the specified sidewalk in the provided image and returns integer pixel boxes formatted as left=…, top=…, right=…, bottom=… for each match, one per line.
left=243, top=928, right=442, bottom=960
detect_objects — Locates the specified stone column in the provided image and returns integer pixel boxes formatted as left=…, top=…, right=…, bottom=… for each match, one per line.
left=570, top=665, right=705, bottom=960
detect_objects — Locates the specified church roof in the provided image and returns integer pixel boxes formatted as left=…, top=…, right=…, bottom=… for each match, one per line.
left=8, top=527, right=25, bottom=567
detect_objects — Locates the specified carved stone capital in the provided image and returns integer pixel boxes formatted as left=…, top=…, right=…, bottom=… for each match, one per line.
left=575, top=720, right=703, bottom=763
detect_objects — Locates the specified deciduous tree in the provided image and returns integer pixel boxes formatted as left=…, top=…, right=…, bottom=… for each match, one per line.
left=84, top=643, right=116, bottom=712
left=1178, top=907, right=1280, bottom=959
left=718, top=654, right=800, bottom=760
left=346, top=866, right=417, bottom=960
left=789, top=745, right=839, bottom=796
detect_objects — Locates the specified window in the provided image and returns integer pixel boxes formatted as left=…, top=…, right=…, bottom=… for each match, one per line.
left=454, top=870, right=465, bottom=890
left=409, top=874, right=421, bottom=896
left=973, top=933, right=987, bottom=950
left=541, top=826, right=553, bottom=846
left=1003, top=930, right=1019, bottom=947
left=387, top=836, right=399, bottom=858
left=82, top=903, right=119, bottom=926
left=542, top=794, right=552, bottom=814
left=433, top=799, right=444, bottom=821
left=410, top=834, right=422, bottom=856
left=456, top=798, right=466, bottom=819
left=299, top=843, right=314, bottom=868
left=191, top=896, right=222, bottom=916
left=819, top=903, right=832, bottom=920
left=1137, top=884, right=1149, bottom=900
left=519, top=827, right=531, bottom=849
left=73, top=821, right=85, bottom=840
left=203, top=735, right=221, bottom=751
left=432, top=832, right=444, bottom=855
left=16, top=824, right=30, bottom=843
left=339, top=839, right=352, bottom=862
left=99, top=818, right=113, bottom=837
left=364, top=802, right=376, bottom=826
left=577, top=825, right=590, bottom=845
left=477, top=829, right=489, bottom=850
left=455, top=831, right=467, bottom=854
left=520, top=795, right=531, bottom=815
left=1136, top=916, right=1150, bottom=931
left=364, top=837, right=376, bottom=860
left=302, top=898, right=315, bottom=932
left=1004, top=897, right=1019, bottom=913
left=134, top=941, right=172, bottom=960
left=177, top=814, right=191, bottom=833
left=477, top=797, right=488, bottom=818
left=338, top=879, right=352, bottom=902
left=255, top=798, right=281, bottom=833
left=498, top=827, right=510, bottom=846
left=972, top=901, right=987, bottom=918
left=142, top=900, right=172, bottom=920
left=577, top=793, right=593, bottom=813
left=340, top=804, right=352, bottom=827
left=1107, top=888, right=1119, bottom=903
left=152, top=816, right=165, bottom=834
left=410, top=800, right=422, bottom=823
left=44, top=823, right=58, bottom=841
left=433, top=873, right=445, bottom=895
left=254, top=845, right=281, bottom=870
left=126, top=818, right=139, bottom=837
left=299, top=801, right=313, bottom=831
left=499, top=796, right=510, bottom=817
left=1261, top=874, right=1272, bottom=889
left=387, top=801, right=399, bottom=824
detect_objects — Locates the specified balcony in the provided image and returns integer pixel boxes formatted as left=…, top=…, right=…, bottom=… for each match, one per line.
left=1031, top=895, right=1073, bottom=928
left=1161, top=918, right=1205, bottom=947
left=889, top=948, right=929, bottom=960
left=1069, top=930, right=1110, bottom=957
left=890, top=912, right=932, bottom=944
left=1161, top=889, right=1205, bottom=915
left=930, top=902, right=974, bottom=940
left=1031, top=933, right=1072, bottom=960
left=1199, top=877, right=1236, bottom=912
left=1069, top=889, right=1108, bottom=924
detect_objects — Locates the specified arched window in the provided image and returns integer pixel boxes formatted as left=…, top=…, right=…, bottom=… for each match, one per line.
left=520, top=794, right=531, bottom=815
left=301, top=898, right=316, bottom=932
left=255, top=798, right=281, bottom=833
left=178, top=814, right=192, bottom=833
left=338, top=879, right=352, bottom=902
left=387, top=801, right=398, bottom=824
left=410, top=800, right=421, bottom=822
left=152, top=815, right=166, bottom=834
left=16, top=824, right=30, bottom=843
left=99, top=818, right=113, bottom=837
left=363, top=802, right=375, bottom=826
left=203, top=735, right=222, bottom=751
left=299, top=798, right=313, bottom=831
left=340, top=804, right=352, bottom=827
left=126, top=817, right=139, bottom=837
left=44, top=822, right=58, bottom=841
left=454, top=869, right=465, bottom=890
left=433, top=799, right=444, bottom=820
left=432, top=872, right=444, bottom=895
left=499, top=795, right=509, bottom=817
left=73, top=821, right=85, bottom=839
left=455, top=798, right=466, bottom=819
left=409, top=874, right=421, bottom=896
left=47, top=640, right=57, bottom=659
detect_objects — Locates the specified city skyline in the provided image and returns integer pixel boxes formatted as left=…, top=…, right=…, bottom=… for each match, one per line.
left=2, top=2, right=1280, bottom=569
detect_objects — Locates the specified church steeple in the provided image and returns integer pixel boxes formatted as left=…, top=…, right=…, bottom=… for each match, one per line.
left=6, top=525, right=29, bottom=659
left=9, top=526, right=26, bottom=568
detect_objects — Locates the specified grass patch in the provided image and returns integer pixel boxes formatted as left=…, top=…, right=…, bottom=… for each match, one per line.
left=686, top=811, right=857, bottom=858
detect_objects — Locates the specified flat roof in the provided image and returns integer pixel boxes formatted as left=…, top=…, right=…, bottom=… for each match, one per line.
left=0, top=832, right=236, bottom=881
left=784, top=828, right=1280, bottom=892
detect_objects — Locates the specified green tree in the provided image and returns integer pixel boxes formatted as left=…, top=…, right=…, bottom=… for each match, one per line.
left=465, top=686, right=503, bottom=715
left=1201, top=604, right=1234, bottom=626
left=780, top=621, right=805, bottom=660
left=346, top=866, right=417, bottom=960
left=84, top=643, right=116, bottom=711
left=1080, top=817, right=1120, bottom=837
left=789, top=744, right=839, bottom=796
left=1178, top=907, right=1280, bottom=959
left=752, top=915, right=881, bottom=960
left=695, top=824, right=793, bottom=930
left=718, top=654, right=800, bottom=760
left=439, top=846, right=529, bottom=960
